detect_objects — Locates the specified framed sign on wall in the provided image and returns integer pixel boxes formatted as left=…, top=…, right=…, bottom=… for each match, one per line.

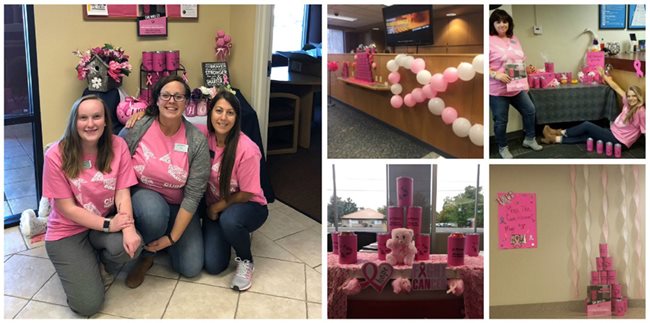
left=627, top=5, right=646, bottom=30
left=599, top=5, right=626, bottom=30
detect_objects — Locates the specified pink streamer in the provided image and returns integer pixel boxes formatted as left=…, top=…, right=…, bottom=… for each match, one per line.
left=632, top=166, right=643, bottom=298
left=601, top=166, right=608, bottom=243
left=570, top=165, right=579, bottom=297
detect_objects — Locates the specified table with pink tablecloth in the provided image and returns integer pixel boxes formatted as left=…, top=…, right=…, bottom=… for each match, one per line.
left=327, top=253, right=484, bottom=319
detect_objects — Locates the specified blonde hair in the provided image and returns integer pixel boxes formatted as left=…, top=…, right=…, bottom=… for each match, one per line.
left=624, top=86, right=644, bottom=124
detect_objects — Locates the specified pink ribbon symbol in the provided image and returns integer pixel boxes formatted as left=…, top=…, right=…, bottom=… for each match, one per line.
left=633, top=60, right=643, bottom=78
left=360, top=262, right=393, bottom=293
left=417, top=262, right=427, bottom=278
left=146, top=74, right=153, bottom=86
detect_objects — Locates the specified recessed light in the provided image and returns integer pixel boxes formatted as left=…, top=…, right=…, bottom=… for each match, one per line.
left=328, top=14, right=358, bottom=22
left=372, top=27, right=380, bottom=30
left=446, top=13, right=457, bottom=17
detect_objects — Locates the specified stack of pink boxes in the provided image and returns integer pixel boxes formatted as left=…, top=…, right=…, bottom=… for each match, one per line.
left=586, top=243, right=628, bottom=317
left=378, top=177, right=430, bottom=262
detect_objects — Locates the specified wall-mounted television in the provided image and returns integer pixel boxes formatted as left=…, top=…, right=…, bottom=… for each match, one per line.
left=383, top=5, right=433, bottom=47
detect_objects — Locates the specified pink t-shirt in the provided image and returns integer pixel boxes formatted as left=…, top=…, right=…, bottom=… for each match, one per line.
left=42, top=135, right=138, bottom=241
left=489, top=35, right=526, bottom=97
left=611, top=98, right=645, bottom=148
left=132, top=120, right=189, bottom=204
left=196, top=125, right=267, bottom=206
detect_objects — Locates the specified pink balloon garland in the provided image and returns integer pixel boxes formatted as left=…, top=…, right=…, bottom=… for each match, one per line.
left=386, top=54, right=485, bottom=146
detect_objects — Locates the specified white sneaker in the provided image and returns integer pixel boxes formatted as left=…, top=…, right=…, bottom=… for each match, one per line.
left=522, top=137, right=543, bottom=151
left=38, top=197, right=51, bottom=218
left=498, top=147, right=513, bottom=159
left=20, top=209, right=47, bottom=237
left=230, top=257, right=254, bottom=291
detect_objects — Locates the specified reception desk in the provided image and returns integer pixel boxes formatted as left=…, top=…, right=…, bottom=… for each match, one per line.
left=328, top=53, right=483, bottom=158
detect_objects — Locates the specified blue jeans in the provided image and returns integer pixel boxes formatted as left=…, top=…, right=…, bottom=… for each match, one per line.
left=131, top=187, right=204, bottom=278
left=562, top=121, right=621, bottom=145
left=490, top=92, right=537, bottom=148
left=203, top=201, right=268, bottom=274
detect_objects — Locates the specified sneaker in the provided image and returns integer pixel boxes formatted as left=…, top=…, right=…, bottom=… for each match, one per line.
left=522, top=137, right=543, bottom=151
left=498, top=147, right=513, bottom=159
left=230, top=257, right=254, bottom=291
left=99, top=263, right=114, bottom=291
left=20, top=209, right=47, bottom=237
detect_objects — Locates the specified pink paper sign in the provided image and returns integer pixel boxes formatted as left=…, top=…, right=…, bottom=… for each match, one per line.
left=497, top=192, right=537, bottom=249
left=586, top=52, right=605, bottom=70
left=411, top=262, right=447, bottom=291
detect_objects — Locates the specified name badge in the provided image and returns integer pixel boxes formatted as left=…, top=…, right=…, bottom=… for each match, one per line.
left=174, top=143, right=189, bottom=153
left=83, top=160, right=92, bottom=169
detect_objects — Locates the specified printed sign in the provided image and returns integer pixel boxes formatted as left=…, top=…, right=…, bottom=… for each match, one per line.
left=411, top=262, right=447, bottom=291
left=497, top=192, right=537, bottom=249
left=137, top=16, right=167, bottom=36
left=599, top=5, right=626, bottom=29
left=202, top=62, right=230, bottom=87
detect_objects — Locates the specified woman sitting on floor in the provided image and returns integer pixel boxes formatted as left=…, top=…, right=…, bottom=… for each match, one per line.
left=542, top=70, right=645, bottom=149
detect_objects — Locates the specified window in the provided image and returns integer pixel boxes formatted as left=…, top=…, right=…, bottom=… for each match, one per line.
left=328, top=29, right=344, bottom=54
left=272, top=4, right=306, bottom=52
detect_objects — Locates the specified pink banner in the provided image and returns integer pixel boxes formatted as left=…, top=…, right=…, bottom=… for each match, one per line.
left=497, top=192, right=537, bottom=249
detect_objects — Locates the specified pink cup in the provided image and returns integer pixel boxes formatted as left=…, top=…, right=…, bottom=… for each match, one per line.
left=447, top=233, right=465, bottom=267
left=607, top=270, right=617, bottom=284
left=603, top=257, right=613, bottom=270
left=613, top=298, right=626, bottom=316
left=338, top=232, right=357, bottom=264
left=166, top=50, right=180, bottom=71
left=614, top=143, right=622, bottom=158
left=599, top=243, right=608, bottom=257
left=387, top=206, right=404, bottom=234
left=544, top=62, right=554, bottom=73
left=142, top=51, right=154, bottom=71
left=611, top=283, right=622, bottom=298
left=396, top=177, right=413, bottom=207
left=596, top=140, right=604, bottom=154
left=606, top=142, right=613, bottom=156
left=377, top=233, right=390, bottom=261
left=152, top=51, right=166, bottom=72
left=587, top=138, right=594, bottom=152
left=567, top=72, right=572, bottom=83
left=596, top=257, right=604, bottom=271
left=416, top=234, right=430, bottom=261
left=331, top=232, right=340, bottom=255
left=600, top=271, right=608, bottom=284
left=406, top=206, right=422, bottom=234
left=528, top=76, right=535, bottom=88
left=591, top=270, right=600, bottom=283
left=464, top=233, right=480, bottom=256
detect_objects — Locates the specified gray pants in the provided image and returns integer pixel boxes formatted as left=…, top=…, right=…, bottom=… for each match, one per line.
left=45, top=230, right=142, bottom=316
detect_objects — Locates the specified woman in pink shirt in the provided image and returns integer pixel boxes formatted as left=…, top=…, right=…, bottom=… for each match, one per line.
left=489, top=9, right=543, bottom=158
left=201, top=90, right=268, bottom=291
left=42, top=95, right=141, bottom=316
left=542, top=73, right=645, bottom=149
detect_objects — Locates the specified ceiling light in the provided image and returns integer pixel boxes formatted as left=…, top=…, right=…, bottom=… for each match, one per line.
left=446, top=13, right=457, bottom=17
left=372, top=27, right=380, bottom=30
left=328, top=14, right=358, bottom=22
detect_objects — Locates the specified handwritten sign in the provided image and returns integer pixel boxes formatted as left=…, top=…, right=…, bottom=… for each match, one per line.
left=497, top=192, right=537, bottom=249
left=202, top=62, right=230, bottom=87
left=411, top=263, right=447, bottom=291
left=586, top=52, right=605, bottom=70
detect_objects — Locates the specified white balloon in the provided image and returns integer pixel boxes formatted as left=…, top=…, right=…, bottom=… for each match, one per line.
left=386, top=60, right=399, bottom=72
left=394, top=54, right=405, bottom=65
left=469, top=124, right=484, bottom=146
left=390, top=83, right=403, bottom=95
left=472, top=54, right=484, bottom=74
left=427, top=97, right=445, bottom=115
left=402, top=56, right=414, bottom=69
left=416, top=70, right=432, bottom=85
left=452, top=118, right=472, bottom=137
left=457, top=62, right=476, bottom=81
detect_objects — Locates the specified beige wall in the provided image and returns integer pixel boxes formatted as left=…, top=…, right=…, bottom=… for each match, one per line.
left=34, top=5, right=259, bottom=146
left=490, top=165, right=646, bottom=306
left=490, top=5, right=646, bottom=135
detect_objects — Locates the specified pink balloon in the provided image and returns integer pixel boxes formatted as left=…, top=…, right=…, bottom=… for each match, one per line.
left=441, top=107, right=458, bottom=125
left=216, top=38, right=225, bottom=47
left=372, top=62, right=377, bottom=69
left=443, top=67, right=459, bottom=83
left=224, top=35, right=232, bottom=43
left=390, top=95, right=403, bottom=109
left=410, top=58, right=426, bottom=74
left=422, top=84, right=437, bottom=99
left=430, top=73, right=448, bottom=92
left=412, top=88, right=425, bottom=103
left=404, top=94, right=416, bottom=108
left=388, top=72, right=401, bottom=84
left=217, top=30, right=225, bottom=38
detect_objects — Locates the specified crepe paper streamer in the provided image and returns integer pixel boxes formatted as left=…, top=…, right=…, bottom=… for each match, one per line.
left=601, top=166, right=608, bottom=243
left=633, top=59, right=643, bottom=78
left=632, top=166, right=643, bottom=298
left=583, top=166, right=592, bottom=268
left=620, top=165, right=630, bottom=295
left=570, top=165, right=579, bottom=297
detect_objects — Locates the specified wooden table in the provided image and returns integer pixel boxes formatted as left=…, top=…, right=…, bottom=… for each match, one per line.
left=270, top=66, right=321, bottom=149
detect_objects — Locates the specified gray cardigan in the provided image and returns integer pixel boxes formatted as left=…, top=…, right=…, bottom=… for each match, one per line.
left=124, top=114, right=209, bottom=214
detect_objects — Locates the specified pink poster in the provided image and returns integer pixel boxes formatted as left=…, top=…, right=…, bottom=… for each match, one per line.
left=586, top=52, right=605, bottom=70
left=497, top=192, right=537, bottom=249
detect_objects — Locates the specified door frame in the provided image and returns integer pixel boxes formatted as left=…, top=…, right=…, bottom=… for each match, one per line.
left=250, top=5, right=274, bottom=155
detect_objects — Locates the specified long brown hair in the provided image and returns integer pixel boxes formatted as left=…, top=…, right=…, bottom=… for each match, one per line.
left=624, top=86, right=645, bottom=123
left=207, top=89, right=241, bottom=200
left=59, top=95, right=113, bottom=178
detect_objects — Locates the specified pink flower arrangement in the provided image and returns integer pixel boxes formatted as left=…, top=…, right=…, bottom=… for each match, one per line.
left=73, top=43, right=132, bottom=83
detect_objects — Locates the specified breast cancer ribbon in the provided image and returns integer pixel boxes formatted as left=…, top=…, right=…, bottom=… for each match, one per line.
left=146, top=74, right=153, bottom=86
left=360, top=262, right=393, bottom=293
left=633, top=60, right=643, bottom=78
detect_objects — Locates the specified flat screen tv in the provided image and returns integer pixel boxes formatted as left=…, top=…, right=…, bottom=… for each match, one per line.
left=383, top=5, right=433, bottom=47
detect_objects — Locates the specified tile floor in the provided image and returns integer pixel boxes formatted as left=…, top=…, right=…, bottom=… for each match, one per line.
left=4, top=200, right=323, bottom=319
left=4, top=123, right=38, bottom=218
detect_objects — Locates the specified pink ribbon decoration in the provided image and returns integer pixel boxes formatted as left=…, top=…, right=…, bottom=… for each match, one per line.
left=633, top=59, right=643, bottom=78
left=417, top=262, right=427, bottom=278
left=570, top=165, right=579, bottom=297
left=601, top=166, right=608, bottom=243
left=146, top=73, right=153, bottom=86
left=359, top=262, right=393, bottom=293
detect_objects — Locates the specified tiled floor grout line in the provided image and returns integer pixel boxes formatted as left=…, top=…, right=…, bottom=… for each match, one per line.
left=233, top=289, right=241, bottom=319
left=160, top=278, right=181, bottom=319
left=303, top=263, right=309, bottom=318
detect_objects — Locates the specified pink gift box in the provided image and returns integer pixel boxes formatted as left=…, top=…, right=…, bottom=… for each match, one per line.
left=387, top=206, right=404, bottom=234
left=406, top=206, right=422, bottom=234
left=587, top=301, right=612, bottom=317
left=415, top=234, right=430, bottom=261
left=529, top=72, right=555, bottom=88
left=377, top=233, right=390, bottom=261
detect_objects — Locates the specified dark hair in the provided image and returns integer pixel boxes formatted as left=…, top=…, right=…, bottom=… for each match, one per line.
left=145, top=75, right=191, bottom=117
left=489, top=9, right=514, bottom=38
left=207, top=89, right=242, bottom=200
left=60, top=95, right=113, bottom=178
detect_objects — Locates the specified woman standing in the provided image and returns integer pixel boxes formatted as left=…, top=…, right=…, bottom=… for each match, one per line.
left=200, top=90, right=268, bottom=291
left=43, top=95, right=141, bottom=316
left=123, top=75, right=209, bottom=288
left=489, top=9, right=543, bottom=158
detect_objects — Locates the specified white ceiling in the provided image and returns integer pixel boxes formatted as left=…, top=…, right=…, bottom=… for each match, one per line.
left=327, top=5, right=483, bottom=31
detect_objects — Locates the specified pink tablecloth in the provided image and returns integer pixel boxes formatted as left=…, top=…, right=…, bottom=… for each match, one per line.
left=327, top=253, right=484, bottom=319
